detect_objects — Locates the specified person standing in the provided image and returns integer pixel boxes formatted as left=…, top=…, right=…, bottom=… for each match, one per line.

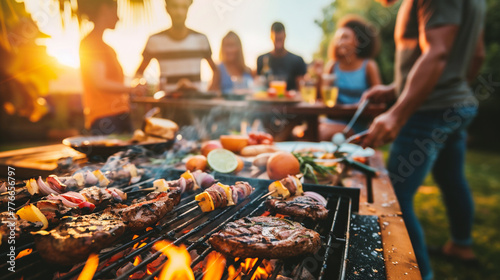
left=136, top=0, right=218, bottom=92
left=256, top=22, right=307, bottom=91
left=213, top=31, right=253, bottom=95
left=361, top=0, right=486, bottom=279
left=78, top=0, right=144, bottom=135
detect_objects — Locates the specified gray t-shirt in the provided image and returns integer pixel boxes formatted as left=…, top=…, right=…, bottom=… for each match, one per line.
left=394, top=0, right=485, bottom=111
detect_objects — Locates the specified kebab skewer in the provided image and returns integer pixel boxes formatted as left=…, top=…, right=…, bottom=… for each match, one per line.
left=195, top=181, right=254, bottom=212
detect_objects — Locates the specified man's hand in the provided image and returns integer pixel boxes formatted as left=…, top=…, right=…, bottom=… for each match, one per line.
left=361, top=109, right=405, bottom=148
left=360, top=84, right=396, bottom=104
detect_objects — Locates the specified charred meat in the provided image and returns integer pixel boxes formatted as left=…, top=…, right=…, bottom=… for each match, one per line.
left=33, top=213, right=125, bottom=265
left=111, top=189, right=180, bottom=231
left=209, top=216, right=321, bottom=259
left=266, top=196, right=329, bottom=221
left=1, top=212, right=43, bottom=245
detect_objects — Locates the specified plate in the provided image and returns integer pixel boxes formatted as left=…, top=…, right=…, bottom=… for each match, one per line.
left=274, top=141, right=375, bottom=158
left=63, top=135, right=175, bottom=160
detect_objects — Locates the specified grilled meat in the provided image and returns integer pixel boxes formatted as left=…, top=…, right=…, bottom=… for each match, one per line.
left=36, top=200, right=77, bottom=225
left=266, top=196, right=329, bottom=221
left=0, top=187, right=30, bottom=210
left=79, top=186, right=113, bottom=207
left=196, top=181, right=254, bottom=212
left=209, top=216, right=321, bottom=259
left=111, top=188, right=181, bottom=231
left=1, top=212, right=43, bottom=245
left=33, top=213, right=125, bottom=265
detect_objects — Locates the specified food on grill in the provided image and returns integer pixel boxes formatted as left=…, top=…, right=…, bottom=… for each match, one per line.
left=266, top=195, right=329, bottom=221
left=1, top=212, right=43, bottom=245
left=16, top=204, right=49, bottom=229
left=153, top=177, right=194, bottom=193
left=240, top=144, right=279, bottom=157
left=195, top=181, right=253, bottom=212
left=209, top=216, right=321, bottom=259
left=143, top=117, right=179, bottom=140
left=0, top=185, right=30, bottom=210
left=111, top=189, right=181, bottom=231
left=269, top=175, right=303, bottom=199
left=267, top=151, right=301, bottom=180
left=36, top=200, right=77, bottom=225
left=33, top=213, right=126, bottom=265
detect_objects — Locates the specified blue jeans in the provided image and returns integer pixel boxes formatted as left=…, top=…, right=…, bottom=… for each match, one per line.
left=387, top=105, right=477, bottom=280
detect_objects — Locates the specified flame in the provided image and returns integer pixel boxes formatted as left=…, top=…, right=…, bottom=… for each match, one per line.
left=147, top=268, right=154, bottom=275
left=154, top=241, right=194, bottom=280
left=202, top=252, right=226, bottom=280
left=239, top=258, right=272, bottom=280
left=77, top=253, right=99, bottom=280
left=133, top=256, right=142, bottom=266
left=227, top=265, right=242, bottom=280
left=146, top=227, right=154, bottom=231
left=15, top=248, right=33, bottom=259
left=275, top=214, right=289, bottom=219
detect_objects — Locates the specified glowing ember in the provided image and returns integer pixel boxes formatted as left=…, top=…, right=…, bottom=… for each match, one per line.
left=154, top=241, right=195, bottom=280
left=202, top=252, right=226, bottom=280
left=77, top=253, right=99, bottom=280
left=15, top=248, right=33, bottom=259
left=227, top=265, right=242, bottom=280
left=133, top=256, right=142, bottom=266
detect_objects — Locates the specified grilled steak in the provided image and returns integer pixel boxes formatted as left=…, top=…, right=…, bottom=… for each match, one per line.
left=266, top=196, right=329, bottom=221
left=209, top=216, right=321, bottom=259
left=111, top=189, right=180, bottom=231
left=1, top=212, right=43, bottom=245
left=33, top=213, right=125, bottom=265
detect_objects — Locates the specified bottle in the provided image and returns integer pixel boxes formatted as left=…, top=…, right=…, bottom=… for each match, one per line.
left=262, top=55, right=273, bottom=88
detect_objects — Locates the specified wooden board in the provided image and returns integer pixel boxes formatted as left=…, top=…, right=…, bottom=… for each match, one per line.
left=0, top=144, right=87, bottom=179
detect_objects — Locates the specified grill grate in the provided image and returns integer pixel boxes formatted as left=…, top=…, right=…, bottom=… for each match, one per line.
left=1, top=170, right=359, bottom=280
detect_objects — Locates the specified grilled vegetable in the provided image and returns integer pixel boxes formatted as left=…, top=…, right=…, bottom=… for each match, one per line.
left=268, top=175, right=303, bottom=199
left=195, top=192, right=215, bottom=212
left=16, top=204, right=49, bottom=230
left=196, top=181, right=253, bottom=212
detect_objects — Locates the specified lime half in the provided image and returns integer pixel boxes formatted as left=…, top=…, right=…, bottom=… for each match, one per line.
left=207, top=149, right=238, bottom=173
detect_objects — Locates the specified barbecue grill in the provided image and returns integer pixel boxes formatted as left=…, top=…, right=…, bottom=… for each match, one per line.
left=1, top=169, right=364, bottom=280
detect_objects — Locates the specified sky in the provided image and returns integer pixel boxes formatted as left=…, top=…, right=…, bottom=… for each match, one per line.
left=23, top=0, right=332, bottom=87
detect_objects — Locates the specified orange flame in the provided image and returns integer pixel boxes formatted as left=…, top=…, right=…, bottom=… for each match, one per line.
left=239, top=258, right=272, bottom=280
left=154, top=241, right=195, bottom=280
left=15, top=248, right=33, bottom=259
left=77, top=253, right=99, bottom=280
left=227, top=265, right=242, bottom=280
left=133, top=256, right=142, bottom=266
left=202, top=252, right=225, bottom=280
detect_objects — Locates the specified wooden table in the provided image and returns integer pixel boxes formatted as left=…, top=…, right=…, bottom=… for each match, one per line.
left=131, top=96, right=386, bottom=141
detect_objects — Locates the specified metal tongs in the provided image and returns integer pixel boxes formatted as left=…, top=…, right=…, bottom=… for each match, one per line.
left=332, top=99, right=369, bottom=147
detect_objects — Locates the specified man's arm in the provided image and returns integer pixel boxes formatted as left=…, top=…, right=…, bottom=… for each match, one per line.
left=467, top=31, right=485, bottom=83
left=363, top=24, right=459, bottom=147
left=206, top=56, right=220, bottom=91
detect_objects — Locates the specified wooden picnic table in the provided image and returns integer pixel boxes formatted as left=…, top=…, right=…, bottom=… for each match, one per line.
left=131, top=96, right=386, bottom=141
left=0, top=144, right=420, bottom=279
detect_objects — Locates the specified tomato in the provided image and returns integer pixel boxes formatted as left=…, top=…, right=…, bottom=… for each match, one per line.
left=61, top=194, right=83, bottom=204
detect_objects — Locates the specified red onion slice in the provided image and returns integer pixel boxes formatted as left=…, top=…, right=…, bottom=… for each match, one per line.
left=37, top=176, right=58, bottom=196
left=47, top=194, right=80, bottom=208
left=303, top=191, right=328, bottom=206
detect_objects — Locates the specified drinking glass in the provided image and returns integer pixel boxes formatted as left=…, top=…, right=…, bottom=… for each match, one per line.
left=321, top=74, right=338, bottom=108
left=299, top=79, right=317, bottom=104
left=269, top=75, right=287, bottom=97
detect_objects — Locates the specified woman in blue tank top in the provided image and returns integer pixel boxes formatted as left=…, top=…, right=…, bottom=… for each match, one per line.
left=319, top=15, right=382, bottom=140
left=213, top=31, right=253, bottom=95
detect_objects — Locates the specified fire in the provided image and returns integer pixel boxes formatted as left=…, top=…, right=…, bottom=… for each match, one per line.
left=202, top=252, right=226, bottom=280
left=154, top=241, right=194, bottom=280
left=15, top=248, right=32, bottom=259
left=133, top=256, right=142, bottom=266
left=229, top=258, right=272, bottom=280
left=77, top=253, right=99, bottom=280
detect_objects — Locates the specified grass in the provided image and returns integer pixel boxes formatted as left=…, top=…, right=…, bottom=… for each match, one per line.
left=382, top=147, right=500, bottom=280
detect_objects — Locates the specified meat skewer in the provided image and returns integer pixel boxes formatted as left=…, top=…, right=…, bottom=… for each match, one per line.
left=195, top=181, right=254, bottom=212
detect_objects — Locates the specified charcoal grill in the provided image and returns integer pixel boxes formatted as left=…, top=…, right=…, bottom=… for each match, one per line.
left=1, top=169, right=360, bottom=280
